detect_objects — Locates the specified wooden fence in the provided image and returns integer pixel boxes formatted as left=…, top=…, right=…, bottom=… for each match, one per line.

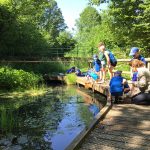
left=1, top=58, right=150, bottom=72
left=88, top=58, right=150, bottom=73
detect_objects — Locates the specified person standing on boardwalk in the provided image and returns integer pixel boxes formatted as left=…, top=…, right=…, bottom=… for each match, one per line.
left=98, top=42, right=117, bottom=83
left=129, top=59, right=150, bottom=105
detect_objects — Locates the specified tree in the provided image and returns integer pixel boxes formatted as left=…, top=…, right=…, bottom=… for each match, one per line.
left=56, top=31, right=76, bottom=54
left=74, top=6, right=102, bottom=56
left=89, top=0, right=108, bottom=5
left=39, top=0, right=67, bottom=39
left=76, top=6, right=101, bottom=32
left=89, top=0, right=150, bottom=56
left=0, top=0, right=72, bottom=58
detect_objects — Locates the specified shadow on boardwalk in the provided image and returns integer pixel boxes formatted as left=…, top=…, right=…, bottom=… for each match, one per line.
left=78, top=104, right=150, bottom=150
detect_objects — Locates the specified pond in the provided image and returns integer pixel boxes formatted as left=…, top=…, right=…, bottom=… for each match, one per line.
left=0, top=85, right=107, bottom=150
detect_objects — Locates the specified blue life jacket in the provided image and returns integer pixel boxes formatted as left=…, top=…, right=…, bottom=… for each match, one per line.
left=93, top=59, right=101, bottom=72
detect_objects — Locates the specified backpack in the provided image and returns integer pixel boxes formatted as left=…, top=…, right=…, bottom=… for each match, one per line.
left=96, top=59, right=101, bottom=65
left=107, top=50, right=117, bottom=66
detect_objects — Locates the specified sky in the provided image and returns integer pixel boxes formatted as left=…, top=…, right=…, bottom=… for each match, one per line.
left=56, top=0, right=107, bottom=32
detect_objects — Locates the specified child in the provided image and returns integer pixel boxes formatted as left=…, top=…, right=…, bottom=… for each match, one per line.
left=92, top=54, right=101, bottom=80
left=98, top=42, right=117, bottom=83
left=86, top=69, right=99, bottom=83
left=129, top=47, right=146, bottom=65
left=109, top=71, right=130, bottom=104
left=66, top=66, right=75, bottom=74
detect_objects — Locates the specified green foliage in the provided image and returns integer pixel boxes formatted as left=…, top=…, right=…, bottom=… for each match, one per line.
left=73, top=6, right=102, bottom=57
left=0, top=0, right=76, bottom=59
left=56, top=31, right=76, bottom=55
left=115, top=62, right=130, bottom=72
left=4, top=61, right=70, bottom=74
left=73, top=8, right=115, bottom=57
left=0, top=66, right=42, bottom=90
left=89, top=0, right=108, bottom=5
left=77, top=0, right=150, bottom=57
left=64, top=74, right=77, bottom=85
left=108, top=0, right=150, bottom=55
left=76, top=6, right=101, bottom=32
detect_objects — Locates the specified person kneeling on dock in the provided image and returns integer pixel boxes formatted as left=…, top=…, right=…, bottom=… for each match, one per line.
left=109, top=71, right=130, bottom=104
left=129, top=59, right=150, bottom=105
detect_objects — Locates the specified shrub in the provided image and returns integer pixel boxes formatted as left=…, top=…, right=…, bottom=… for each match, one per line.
left=0, top=66, right=42, bottom=90
left=64, top=74, right=77, bottom=85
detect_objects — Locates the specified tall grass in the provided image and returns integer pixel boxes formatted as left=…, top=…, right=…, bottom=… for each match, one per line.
left=0, top=59, right=89, bottom=75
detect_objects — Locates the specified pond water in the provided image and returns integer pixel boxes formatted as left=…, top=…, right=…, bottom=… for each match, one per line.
left=0, top=85, right=107, bottom=150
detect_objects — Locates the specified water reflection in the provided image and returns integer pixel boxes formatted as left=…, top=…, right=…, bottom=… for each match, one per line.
left=0, top=86, right=106, bottom=150
left=88, top=104, right=100, bottom=116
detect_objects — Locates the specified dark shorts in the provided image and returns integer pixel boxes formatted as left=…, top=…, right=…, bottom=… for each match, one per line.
left=132, top=93, right=150, bottom=105
left=111, top=92, right=123, bottom=97
left=110, top=61, right=117, bottom=67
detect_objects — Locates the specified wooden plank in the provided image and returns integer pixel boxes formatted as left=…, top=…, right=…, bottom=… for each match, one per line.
left=76, top=77, right=139, bottom=98
left=79, top=105, right=150, bottom=150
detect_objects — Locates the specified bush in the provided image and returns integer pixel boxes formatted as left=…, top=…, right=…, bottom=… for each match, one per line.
left=64, top=74, right=77, bottom=85
left=0, top=66, right=42, bottom=90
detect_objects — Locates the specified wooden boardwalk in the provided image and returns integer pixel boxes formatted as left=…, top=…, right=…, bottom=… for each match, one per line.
left=75, top=77, right=150, bottom=150
left=78, top=104, right=150, bottom=150
left=76, top=77, right=140, bottom=100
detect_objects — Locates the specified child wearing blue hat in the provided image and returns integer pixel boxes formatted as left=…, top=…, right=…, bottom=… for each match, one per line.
left=129, top=47, right=146, bottom=64
left=92, top=54, right=102, bottom=81
left=109, top=71, right=130, bottom=104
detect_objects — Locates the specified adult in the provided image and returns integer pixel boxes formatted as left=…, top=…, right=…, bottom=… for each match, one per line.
left=129, top=59, right=150, bottom=105
left=98, top=42, right=117, bottom=83
left=129, top=47, right=147, bottom=82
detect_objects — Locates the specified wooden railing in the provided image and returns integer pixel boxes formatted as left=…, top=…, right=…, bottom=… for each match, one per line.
left=88, top=58, right=150, bottom=72
left=117, top=58, right=150, bottom=71
left=1, top=57, right=150, bottom=71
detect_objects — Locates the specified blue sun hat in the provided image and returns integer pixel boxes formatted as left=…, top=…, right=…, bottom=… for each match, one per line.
left=114, top=70, right=122, bottom=76
left=129, top=47, right=139, bottom=56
